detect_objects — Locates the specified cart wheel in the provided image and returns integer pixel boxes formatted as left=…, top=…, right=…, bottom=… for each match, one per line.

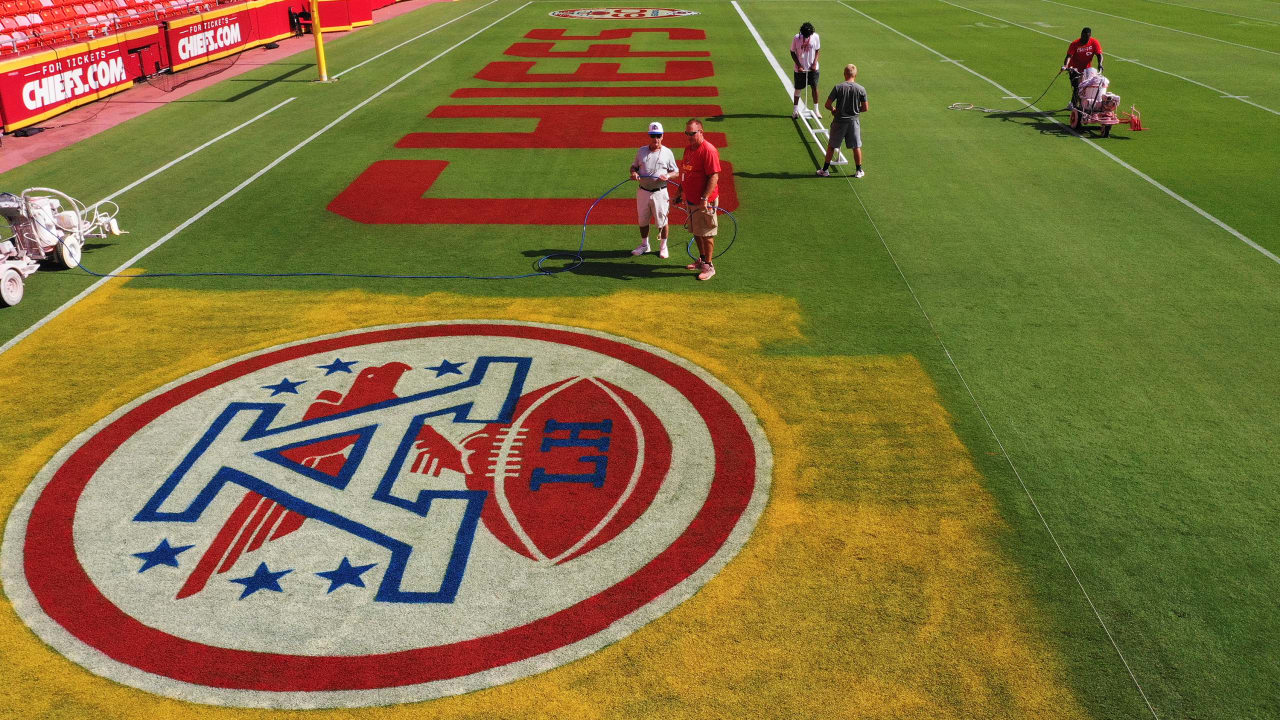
left=1, top=268, right=24, bottom=307
left=1069, top=109, right=1081, bottom=131
left=56, top=236, right=82, bottom=269
left=1101, top=123, right=1112, bottom=138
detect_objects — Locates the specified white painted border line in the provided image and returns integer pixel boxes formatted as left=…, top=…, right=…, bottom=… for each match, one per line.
left=334, top=0, right=501, bottom=78
left=96, top=97, right=296, bottom=206
left=730, top=2, right=846, bottom=164
left=1144, top=0, right=1279, bottom=26
left=0, top=2, right=533, bottom=359
left=731, top=1, right=794, bottom=93
left=1041, top=0, right=1280, bottom=56
left=939, top=0, right=1279, bottom=116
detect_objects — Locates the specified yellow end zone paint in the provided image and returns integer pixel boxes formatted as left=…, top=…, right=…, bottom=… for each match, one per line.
left=0, top=281, right=1087, bottom=718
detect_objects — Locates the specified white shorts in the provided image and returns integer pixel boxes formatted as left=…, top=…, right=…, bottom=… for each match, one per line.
left=636, top=187, right=670, bottom=227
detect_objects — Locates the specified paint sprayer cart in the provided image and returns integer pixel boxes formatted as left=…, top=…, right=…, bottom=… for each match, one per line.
left=0, top=188, right=124, bottom=307
left=1069, top=70, right=1123, bottom=137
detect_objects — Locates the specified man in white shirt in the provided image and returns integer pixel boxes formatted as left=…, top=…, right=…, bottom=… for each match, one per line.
left=629, top=121, right=680, bottom=258
left=790, top=22, right=821, bottom=118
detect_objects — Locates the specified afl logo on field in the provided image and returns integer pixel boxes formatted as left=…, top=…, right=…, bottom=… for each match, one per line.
left=549, top=7, right=700, bottom=20
left=1, top=322, right=770, bottom=708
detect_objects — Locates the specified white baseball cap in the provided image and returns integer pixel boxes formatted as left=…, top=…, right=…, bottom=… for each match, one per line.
left=647, top=122, right=664, bottom=134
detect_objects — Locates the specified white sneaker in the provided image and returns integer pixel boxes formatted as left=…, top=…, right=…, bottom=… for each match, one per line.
left=631, top=243, right=650, bottom=256
left=792, top=106, right=800, bottom=118
left=812, top=105, right=821, bottom=119
left=658, top=242, right=669, bottom=259
left=854, top=169, right=865, bottom=178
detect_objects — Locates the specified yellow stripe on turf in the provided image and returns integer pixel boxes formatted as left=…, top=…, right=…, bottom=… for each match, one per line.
left=0, top=281, right=1086, bottom=719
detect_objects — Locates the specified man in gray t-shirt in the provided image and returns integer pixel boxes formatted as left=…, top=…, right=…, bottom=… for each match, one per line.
left=817, top=64, right=869, bottom=178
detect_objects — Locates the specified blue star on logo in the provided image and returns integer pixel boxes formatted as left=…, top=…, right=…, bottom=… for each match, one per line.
left=229, top=562, right=293, bottom=599
left=315, top=557, right=378, bottom=593
left=131, top=538, right=195, bottom=573
left=316, top=358, right=359, bottom=375
left=426, top=359, right=466, bottom=377
left=262, top=377, right=307, bottom=396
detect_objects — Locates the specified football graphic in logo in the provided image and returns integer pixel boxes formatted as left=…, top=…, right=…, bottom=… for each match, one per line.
left=1, top=322, right=769, bottom=708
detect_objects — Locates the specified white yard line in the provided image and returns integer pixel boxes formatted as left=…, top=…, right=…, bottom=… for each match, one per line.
left=0, top=2, right=532, bottom=358
left=334, top=0, right=501, bottom=78
left=1143, top=0, right=1279, bottom=25
left=939, top=0, right=1280, bottom=116
left=96, top=97, right=296, bottom=206
left=1041, top=0, right=1280, bottom=55
left=729, top=2, right=846, bottom=163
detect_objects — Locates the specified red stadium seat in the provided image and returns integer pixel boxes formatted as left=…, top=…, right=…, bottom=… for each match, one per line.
left=0, top=17, right=16, bottom=30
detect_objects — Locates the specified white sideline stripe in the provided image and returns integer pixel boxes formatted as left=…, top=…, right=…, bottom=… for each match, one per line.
left=1041, top=0, right=1280, bottom=56
left=731, top=1, right=793, bottom=92
left=836, top=2, right=1178, bottom=718
left=0, top=2, right=532, bottom=359
left=334, top=0, right=501, bottom=78
left=939, top=0, right=1280, bottom=117
left=1, top=98, right=295, bottom=357
left=96, top=97, right=296, bottom=206
left=730, top=2, right=846, bottom=164
left=1143, top=0, right=1279, bottom=26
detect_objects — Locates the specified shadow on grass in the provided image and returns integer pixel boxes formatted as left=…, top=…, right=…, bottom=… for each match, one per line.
left=791, top=117, right=821, bottom=169
left=521, top=248, right=694, bottom=281
left=169, top=61, right=315, bottom=102
left=704, top=113, right=793, bottom=121
left=982, top=110, right=1132, bottom=140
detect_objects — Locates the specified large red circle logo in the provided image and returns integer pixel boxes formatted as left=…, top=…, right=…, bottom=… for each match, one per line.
left=548, top=7, right=700, bottom=20
left=2, top=322, right=769, bottom=708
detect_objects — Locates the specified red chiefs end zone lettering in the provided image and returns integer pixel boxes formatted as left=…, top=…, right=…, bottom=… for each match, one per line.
left=475, top=59, right=713, bottom=83
left=524, top=28, right=705, bottom=40
left=396, top=104, right=726, bottom=149
left=328, top=160, right=737, bottom=225
left=329, top=19, right=726, bottom=226
left=1, top=323, right=770, bottom=708
left=504, top=42, right=708, bottom=58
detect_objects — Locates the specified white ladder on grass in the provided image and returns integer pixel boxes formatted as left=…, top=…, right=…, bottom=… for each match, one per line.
left=796, top=106, right=848, bottom=166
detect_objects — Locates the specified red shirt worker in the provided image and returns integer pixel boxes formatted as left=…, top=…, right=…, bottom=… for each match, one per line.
left=1062, top=27, right=1103, bottom=107
left=677, top=118, right=721, bottom=282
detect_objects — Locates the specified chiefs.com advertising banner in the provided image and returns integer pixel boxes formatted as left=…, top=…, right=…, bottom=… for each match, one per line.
left=0, top=37, right=139, bottom=131
left=166, top=5, right=258, bottom=72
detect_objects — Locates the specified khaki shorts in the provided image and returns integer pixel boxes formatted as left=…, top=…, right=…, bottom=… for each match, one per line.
left=684, top=204, right=718, bottom=237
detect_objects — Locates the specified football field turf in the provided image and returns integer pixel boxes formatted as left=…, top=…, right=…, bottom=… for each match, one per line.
left=1, top=1, right=1277, bottom=717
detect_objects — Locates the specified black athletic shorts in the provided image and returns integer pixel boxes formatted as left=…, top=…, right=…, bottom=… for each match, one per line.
left=793, top=69, right=820, bottom=90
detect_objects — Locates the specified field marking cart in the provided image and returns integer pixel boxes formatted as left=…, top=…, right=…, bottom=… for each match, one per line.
left=0, top=188, right=124, bottom=307
left=1070, top=67, right=1123, bottom=137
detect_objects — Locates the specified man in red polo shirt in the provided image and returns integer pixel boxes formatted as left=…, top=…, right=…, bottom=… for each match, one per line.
left=1062, top=27, right=1103, bottom=108
left=676, top=118, right=721, bottom=281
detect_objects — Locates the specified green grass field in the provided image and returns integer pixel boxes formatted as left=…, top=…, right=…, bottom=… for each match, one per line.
left=1, top=1, right=1278, bottom=718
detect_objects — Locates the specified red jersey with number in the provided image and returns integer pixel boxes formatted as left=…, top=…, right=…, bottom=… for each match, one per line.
left=1066, top=37, right=1102, bottom=70
left=680, top=140, right=721, bottom=204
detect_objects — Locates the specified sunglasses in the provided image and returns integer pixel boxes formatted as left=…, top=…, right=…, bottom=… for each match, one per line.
left=684, top=131, right=699, bottom=137
left=648, top=133, right=663, bottom=138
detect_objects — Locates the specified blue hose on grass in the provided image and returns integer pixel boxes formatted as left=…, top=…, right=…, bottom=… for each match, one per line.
left=64, top=177, right=737, bottom=281
left=536, top=176, right=738, bottom=274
